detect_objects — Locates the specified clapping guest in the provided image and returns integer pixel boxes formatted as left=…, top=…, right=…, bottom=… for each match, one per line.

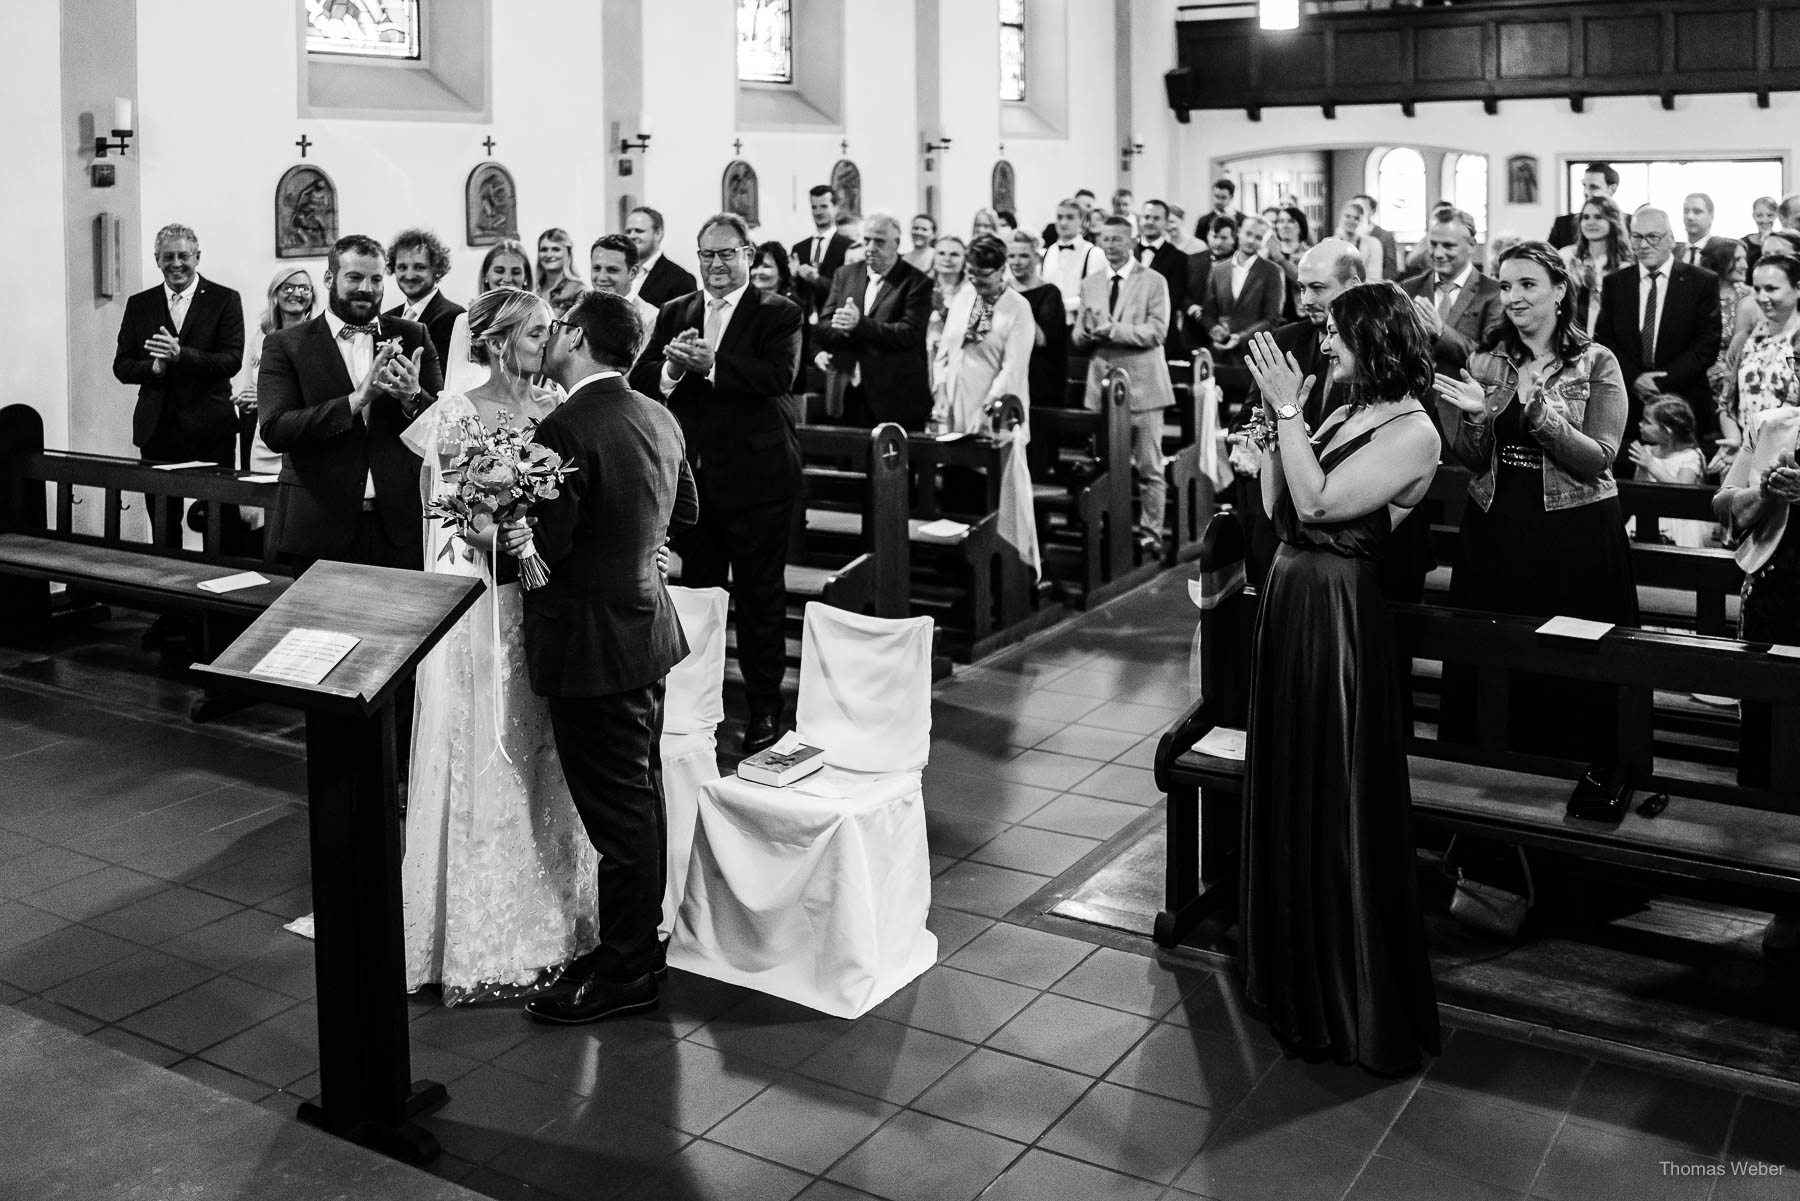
left=1435, top=241, right=1637, bottom=760
left=1202, top=215, right=1285, bottom=407
left=751, top=241, right=806, bottom=390
left=1558, top=197, right=1628, bottom=337
left=816, top=213, right=934, bottom=429
left=534, top=227, right=586, bottom=311
left=588, top=233, right=658, bottom=332
left=1702, top=237, right=1760, bottom=430
left=933, top=235, right=1033, bottom=433
left=904, top=214, right=937, bottom=272
left=1007, top=229, right=1069, bottom=410
left=385, top=228, right=463, bottom=369
left=1042, top=200, right=1106, bottom=325
left=1627, top=396, right=1710, bottom=546
left=1717, top=254, right=1800, bottom=455
left=1745, top=196, right=1779, bottom=269
left=1402, top=209, right=1504, bottom=373
left=1186, top=216, right=1239, bottom=353
left=791, top=185, right=852, bottom=321
left=236, top=267, right=318, bottom=410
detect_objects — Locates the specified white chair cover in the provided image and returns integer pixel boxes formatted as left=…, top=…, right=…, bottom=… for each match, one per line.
left=658, top=586, right=729, bottom=938
left=668, top=605, right=938, bottom=1017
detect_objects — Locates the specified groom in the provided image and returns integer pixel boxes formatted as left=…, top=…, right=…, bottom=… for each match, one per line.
left=501, top=289, right=698, bottom=1024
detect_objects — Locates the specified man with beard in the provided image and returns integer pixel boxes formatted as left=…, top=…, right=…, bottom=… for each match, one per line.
left=259, top=233, right=443, bottom=570
left=382, top=227, right=462, bottom=369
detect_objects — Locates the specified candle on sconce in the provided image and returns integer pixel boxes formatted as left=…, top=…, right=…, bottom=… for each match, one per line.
left=112, top=97, right=133, bottom=135
left=635, top=110, right=652, bottom=138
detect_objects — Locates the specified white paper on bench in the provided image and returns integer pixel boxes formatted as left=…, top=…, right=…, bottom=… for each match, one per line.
left=196, top=571, right=269, bottom=594
left=916, top=518, right=970, bottom=539
left=935, top=431, right=975, bottom=442
left=1768, top=644, right=1800, bottom=659
left=250, top=628, right=359, bottom=686
left=150, top=460, right=217, bottom=471
left=241, top=473, right=280, bottom=484
left=1195, top=726, right=1246, bottom=760
left=1536, top=615, right=1613, bottom=640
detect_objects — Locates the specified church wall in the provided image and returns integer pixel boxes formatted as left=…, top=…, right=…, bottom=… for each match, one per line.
left=8, top=0, right=73, bottom=451
left=1184, top=91, right=1797, bottom=252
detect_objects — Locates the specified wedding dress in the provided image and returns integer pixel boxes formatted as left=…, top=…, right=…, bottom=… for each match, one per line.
left=399, top=390, right=598, bottom=1005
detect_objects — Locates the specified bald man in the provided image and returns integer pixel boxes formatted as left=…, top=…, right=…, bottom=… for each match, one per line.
left=1595, top=205, right=1722, bottom=457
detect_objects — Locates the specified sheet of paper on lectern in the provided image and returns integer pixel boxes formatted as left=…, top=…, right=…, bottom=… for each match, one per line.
left=249, top=628, right=360, bottom=686
left=241, top=473, right=281, bottom=484
left=1195, top=726, right=1246, bottom=761
left=1768, top=644, right=1800, bottom=659
left=150, top=460, right=217, bottom=471
left=1536, top=616, right=1613, bottom=641
left=917, top=518, right=971, bottom=539
left=197, top=571, right=269, bottom=594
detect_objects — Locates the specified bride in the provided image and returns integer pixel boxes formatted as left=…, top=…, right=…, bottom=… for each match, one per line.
left=400, top=286, right=599, bottom=1004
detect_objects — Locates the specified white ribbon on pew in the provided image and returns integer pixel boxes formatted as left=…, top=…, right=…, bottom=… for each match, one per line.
left=997, top=420, right=1041, bottom=579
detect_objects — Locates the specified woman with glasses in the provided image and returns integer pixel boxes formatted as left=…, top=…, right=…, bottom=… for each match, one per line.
left=400, top=286, right=601, bottom=1007
left=230, top=267, right=318, bottom=532
left=1434, top=241, right=1637, bottom=759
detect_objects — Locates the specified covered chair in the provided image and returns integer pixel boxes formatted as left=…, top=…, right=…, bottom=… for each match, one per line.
left=659, top=585, right=729, bottom=940
left=668, top=603, right=937, bottom=1017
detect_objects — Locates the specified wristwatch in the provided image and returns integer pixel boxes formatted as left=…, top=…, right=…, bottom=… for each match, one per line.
left=1275, top=403, right=1301, bottom=422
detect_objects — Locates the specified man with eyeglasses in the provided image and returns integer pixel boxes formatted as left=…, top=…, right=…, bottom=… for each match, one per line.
left=630, top=213, right=803, bottom=754
left=815, top=212, right=932, bottom=430
left=1595, top=205, right=1723, bottom=461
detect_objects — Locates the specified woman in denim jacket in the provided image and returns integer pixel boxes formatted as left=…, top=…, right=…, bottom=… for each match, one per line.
left=1434, top=241, right=1639, bottom=759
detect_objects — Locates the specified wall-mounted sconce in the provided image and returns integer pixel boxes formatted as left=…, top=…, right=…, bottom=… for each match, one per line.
left=94, top=97, right=133, bottom=158
left=1120, top=132, right=1145, bottom=171
left=923, top=135, right=953, bottom=155
left=618, top=110, right=652, bottom=155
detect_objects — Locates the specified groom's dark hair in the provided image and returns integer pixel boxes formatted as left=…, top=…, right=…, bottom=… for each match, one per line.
left=564, top=289, right=643, bottom=368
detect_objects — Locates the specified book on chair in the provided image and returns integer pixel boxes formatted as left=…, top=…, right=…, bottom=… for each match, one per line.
left=737, top=732, right=826, bottom=787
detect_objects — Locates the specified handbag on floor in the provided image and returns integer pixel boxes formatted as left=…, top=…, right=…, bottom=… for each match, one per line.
left=1443, top=836, right=1535, bottom=939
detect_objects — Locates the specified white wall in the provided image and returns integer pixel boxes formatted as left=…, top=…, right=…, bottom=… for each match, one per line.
left=5, top=0, right=71, bottom=448
left=1181, top=91, right=1797, bottom=250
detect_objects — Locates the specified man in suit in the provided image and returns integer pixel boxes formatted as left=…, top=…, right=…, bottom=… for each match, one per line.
left=791, top=185, right=853, bottom=321
left=113, top=222, right=245, bottom=469
left=629, top=212, right=803, bottom=754
left=1072, top=215, right=1177, bottom=557
left=500, top=289, right=697, bottom=1026
left=1041, top=188, right=1098, bottom=249
left=1202, top=179, right=1241, bottom=233
left=624, top=206, right=697, bottom=309
left=1184, top=215, right=1239, bottom=352
left=1202, top=215, right=1285, bottom=408
left=258, top=233, right=443, bottom=570
left=1400, top=210, right=1504, bottom=373
left=1676, top=192, right=1733, bottom=265
left=1595, top=205, right=1723, bottom=462
left=589, top=233, right=660, bottom=332
left=383, top=227, right=463, bottom=371
left=1550, top=161, right=1621, bottom=249
left=1137, top=199, right=1189, bottom=360
left=1042, top=199, right=1107, bottom=326
left=815, top=212, right=933, bottom=429
left=1352, top=193, right=1401, bottom=281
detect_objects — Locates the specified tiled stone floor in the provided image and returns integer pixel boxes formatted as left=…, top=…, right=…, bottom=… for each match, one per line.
left=2, top=575, right=1799, bottom=1199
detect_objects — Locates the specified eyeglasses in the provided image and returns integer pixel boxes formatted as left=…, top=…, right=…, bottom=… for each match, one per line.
left=695, top=247, right=747, bottom=264
left=1628, top=233, right=1669, bottom=246
left=278, top=283, right=313, bottom=295
left=546, top=318, right=577, bottom=339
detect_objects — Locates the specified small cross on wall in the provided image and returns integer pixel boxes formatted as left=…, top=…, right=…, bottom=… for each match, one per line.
left=839, top=139, right=849, bottom=155
left=732, top=138, right=743, bottom=156
left=295, top=134, right=312, bottom=158
left=482, top=136, right=496, bottom=156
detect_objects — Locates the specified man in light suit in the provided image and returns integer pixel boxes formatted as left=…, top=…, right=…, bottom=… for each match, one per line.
left=1201, top=215, right=1285, bottom=409
left=791, top=185, right=855, bottom=321
left=1400, top=210, right=1504, bottom=374
left=1072, top=215, right=1176, bottom=556
left=501, top=289, right=698, bottom=1025
left=1595, top=205, right=1723, bottom=459
left=815, top=212, right=933, bottom=430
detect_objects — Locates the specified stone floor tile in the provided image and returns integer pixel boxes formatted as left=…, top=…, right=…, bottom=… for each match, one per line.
left=11, top=994, right=104, bottom=1035
left=85, top=1024, right=184, bottom=1068
left=924, top=772, right=1061, bottom=824
left=86, top=884, right=243, bottom=946
left=826, top=1109, right=1023, bottom=1201
left=1343, top=1153, right=1528, bottom=1201
left=1421, top=1028, right=1590, bottom=1114
left=157, top=905, right=293, bottom=972
left=992, top=749, right=1103, bottom=791
left=1023, top=793, right=1146, bottom=841
left=1104, top=1023, right=1279, bottom=1112
left=945, top=922, right=1094, bottom=991
left=578, top=1036, right=774, bottom=1136
left=413, top=1061, right=585, bottom=1167
left=687, top=991, right=855, bottom=1072
left=1530, top=1120, right=1719, bottom=1201
left=0, top=922, right=141, bottom=992
left=979, top=1148, right=1164, bottom=1201
left=872, top=965, right=1037, bottom=1042
left=1033, top=723, right=1144, bottom=762
left=1038, top=1080, right=1221, bottom=1183
left=18, top=862, right=162, bottom=922
left=912, top=1046, right=1092, bottom=1143
left=227, top=938, right=317, bottom=1000
left=487, top=1014, right=673, bottom=1097
left=44, top=946, right=218, bottom=1023
left=796, top=1015, right=973, bottom=1105
left=922, top=807, right=1007, bottom=859
left=1051, top=945, right=1208, bottom=1019
left=1376, top=1086, right=1562, bottom=1193
left=1231, top=1053, right=1421, bottom=1153
left=167, top=1056, right=275, bottom=1104
left=968, top=825, right=1101, bottom=877
left=707, top=1074, right=898, bottom=1176
left=986, top=992, right=1156, bottom=1078
left=1564, top=1060, right=1737, bottom=1159
left=487, top=1098, right=690, bottom=1199
left=196, top=1003, right=321, bottom=1089
left=925, top=906, right=993, bottom=957
left=117, top=974, right=296, bottom=1054
left=0, top=845, right=108, bottom=899
left=0, top=900, right=65, bottom=954
left=408, top=1000, right=538, bottom=1064
left=1066, top=762, right=1160, bottom=805
left=930, top=859, right=1050, bottom=919
left=613, top=1137, right=811, bottom=1201
left=1725, top=1095, right=1800, bottom=1171
left=1073, top=699, right=1185, bottom=734
left=1172, top=1114, right=1370, bottom=1201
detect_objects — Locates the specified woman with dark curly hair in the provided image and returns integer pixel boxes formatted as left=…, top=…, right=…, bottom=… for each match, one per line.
left=1240, top=281, right=1443, bottom=1075
left=1435, top=240, right=1637, bottom=758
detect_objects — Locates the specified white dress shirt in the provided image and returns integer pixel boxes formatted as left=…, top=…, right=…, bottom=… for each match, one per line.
left=627, top=252, right=662, bottom=300
left=1137, top=236, right=1167, bottom=267
left=324, top=308, right=378, bottom=499
left=1638, top=260, right=1672, bottom=360
left=661, top=283, right=749, bottom=396
left=165, top=278, right=198, bottom=334
left=400, top=287, right=439, bottom=324
left=1042, top=239, right=1105, bottom=322
left=1229, top=253, right=1254, bottom=304
left=567, top=370, right=623, bottom=396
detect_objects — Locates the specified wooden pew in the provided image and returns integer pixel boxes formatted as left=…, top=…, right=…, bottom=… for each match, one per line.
left=1161, top=357, right=1215, bottom=567
left=1152, top=510, right=1800, bottom=950
left=790, top=422, right=911, bottom=619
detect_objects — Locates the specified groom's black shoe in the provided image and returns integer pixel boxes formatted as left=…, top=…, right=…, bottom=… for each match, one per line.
left=743, top=713, right=782, bottom=755
left=525, top=970, right=658, bottom=1026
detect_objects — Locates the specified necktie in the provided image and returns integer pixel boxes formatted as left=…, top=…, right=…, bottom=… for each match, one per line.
left=402, top=304, right=420, bottom=323
left=1109, top=273, right=1121, bottom=315
left=338, top=322, right=379, bottom=339
left=168, top=290, right=188, bottom=334
left=704, top=297, right=729, bottom=350
left=1641, top=270, right=1660, bottom=365
left=1436, top=278, right=1456, bottom=317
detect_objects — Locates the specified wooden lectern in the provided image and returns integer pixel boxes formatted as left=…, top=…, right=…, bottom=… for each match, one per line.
left=194, top=560, right=483, bottom=1165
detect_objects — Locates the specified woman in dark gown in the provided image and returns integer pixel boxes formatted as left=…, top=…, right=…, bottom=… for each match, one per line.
left=1005, top=229, right=1070, bottom=409
left=1434, top=241, right=1636, bottom=761
left=1240, top=283, right=1445, bottom=1075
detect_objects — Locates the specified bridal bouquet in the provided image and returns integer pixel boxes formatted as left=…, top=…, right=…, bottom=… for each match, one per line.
left=426, top=415, right=574, bottom=590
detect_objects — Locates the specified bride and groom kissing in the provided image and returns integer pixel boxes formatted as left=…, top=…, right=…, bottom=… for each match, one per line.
left=402, top=285, right=697, bottom=1025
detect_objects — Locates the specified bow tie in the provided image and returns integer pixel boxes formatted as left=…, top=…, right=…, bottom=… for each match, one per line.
left=1058, top=242, right=1079, bottom=251
left=338, top=322, right=379, bottom=339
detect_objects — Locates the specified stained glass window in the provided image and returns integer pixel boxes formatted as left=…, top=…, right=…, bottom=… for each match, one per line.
left=738, top=0, right=793, bottom=85
left=1000, top=0, right=1026, bottom=102
left=1376, top=146, right=1427, bottom=244
left=305, top=0, right=420, bottom=60
left=1453, top=153, right=1489, bottom=241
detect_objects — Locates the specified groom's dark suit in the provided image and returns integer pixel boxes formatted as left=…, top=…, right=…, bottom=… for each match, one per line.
left=524, top=371, right=697, bottom=984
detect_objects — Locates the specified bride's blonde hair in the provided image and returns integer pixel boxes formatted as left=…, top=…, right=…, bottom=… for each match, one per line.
left=466, top=286, right=545, bottom=368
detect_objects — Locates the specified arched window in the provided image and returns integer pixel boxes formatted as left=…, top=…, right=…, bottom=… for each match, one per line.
left=1453, top=153, right=1488, bottom=241
left=1000, top=0, right=1027, bottom=101
left=737, top=0, right=793, bottom=84
left=1375, top=147, right=1427, bottom=244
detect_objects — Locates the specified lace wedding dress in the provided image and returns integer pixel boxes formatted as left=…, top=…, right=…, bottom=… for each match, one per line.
left=399, top=391, right=598, bottom=1005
